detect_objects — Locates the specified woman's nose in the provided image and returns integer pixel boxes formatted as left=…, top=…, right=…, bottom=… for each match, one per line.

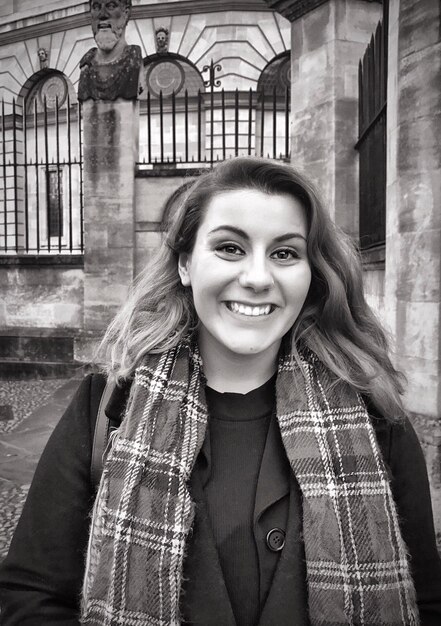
left=238, top=256, right=274, bottom=291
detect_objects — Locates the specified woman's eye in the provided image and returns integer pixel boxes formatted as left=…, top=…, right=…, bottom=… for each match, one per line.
left=216, top=244, right=244, bottom=256
left=271, top=248, right=298, bottom=261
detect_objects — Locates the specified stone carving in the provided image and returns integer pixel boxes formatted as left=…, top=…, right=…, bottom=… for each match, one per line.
left=78, top=0, right=143, bottom=101
left=38, top=48, right=49, bottom=69
left=155, top=27, right=169, bottom=54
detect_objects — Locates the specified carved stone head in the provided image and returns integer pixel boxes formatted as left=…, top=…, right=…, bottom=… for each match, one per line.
left=90, top=0, right=131, bottom=52
left=38, top=48, right=48, bottom=68
left=155, top=27, right=169, bottom=54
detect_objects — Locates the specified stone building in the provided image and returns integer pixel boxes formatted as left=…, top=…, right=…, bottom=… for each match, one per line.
left=0, top=0, right=440, bottom=541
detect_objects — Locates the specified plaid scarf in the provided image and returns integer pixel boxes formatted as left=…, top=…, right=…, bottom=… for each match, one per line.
left=81, top=339, right=419, bottom=625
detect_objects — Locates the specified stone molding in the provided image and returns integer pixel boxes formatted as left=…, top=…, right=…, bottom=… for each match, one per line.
left=262, top=0, right=382, bottom=21
left=0, top=0, right=271, bottom=46
left=262, top=0, right=329, bottom=21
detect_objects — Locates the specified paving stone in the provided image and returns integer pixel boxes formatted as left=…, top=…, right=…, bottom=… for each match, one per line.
left=0, top=379, right=66, bottom=434
left=0, top=376, right=82, bottom=562
left=0, top=483, right=30, bottom=559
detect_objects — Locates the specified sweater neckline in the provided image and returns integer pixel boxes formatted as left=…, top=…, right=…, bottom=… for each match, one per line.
left=205, top=374, right=276, bottom=421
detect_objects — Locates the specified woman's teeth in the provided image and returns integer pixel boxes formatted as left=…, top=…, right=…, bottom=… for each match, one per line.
left=227, top=302, right=272, bottom=316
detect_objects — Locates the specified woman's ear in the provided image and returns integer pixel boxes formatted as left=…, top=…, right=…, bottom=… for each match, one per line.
left=178, top=253, right=192, bottom=287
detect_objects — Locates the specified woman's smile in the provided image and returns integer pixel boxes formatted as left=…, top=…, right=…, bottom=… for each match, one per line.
left=224, top=301, right=275, bottom=317
left=178, top=188, right=311, bottom=369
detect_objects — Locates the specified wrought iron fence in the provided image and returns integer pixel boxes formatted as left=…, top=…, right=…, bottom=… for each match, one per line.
left=0, top=96, right=83, bottom=255
left=137, top=86, right=291, bottom=166
left=355, top=2, right=388, bottom=250
left=1, top=81, right=290, bottom=254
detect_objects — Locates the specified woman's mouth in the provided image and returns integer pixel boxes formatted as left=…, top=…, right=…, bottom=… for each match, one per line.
left=225, top=302, right=274, bottom=317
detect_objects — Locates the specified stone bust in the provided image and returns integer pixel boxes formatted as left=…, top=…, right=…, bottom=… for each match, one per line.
left=78, top=0, right=143, bottom=101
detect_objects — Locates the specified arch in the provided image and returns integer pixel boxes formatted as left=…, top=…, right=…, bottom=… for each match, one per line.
left=257, top=51, right=291, bottom=96
left=19, top=69, right=77, bottom=114
left=143, top=52, right=205, bottom=98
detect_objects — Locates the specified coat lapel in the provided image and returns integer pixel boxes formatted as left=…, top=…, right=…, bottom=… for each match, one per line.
left=258, top=474, right=309, bottom=626
left=180, top=456, right=237, bottom=626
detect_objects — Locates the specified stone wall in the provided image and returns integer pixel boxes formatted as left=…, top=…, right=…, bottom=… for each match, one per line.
left=384, top=0, right=441, bottom=539
left=135, top=171, right=197, bottom=274
left=0, top=264, right=83, bottom=329
left=290, top=0, right=381, bottom=237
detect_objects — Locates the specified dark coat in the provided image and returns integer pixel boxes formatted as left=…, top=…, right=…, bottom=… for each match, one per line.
left=1, top=374, right=441, bottom=625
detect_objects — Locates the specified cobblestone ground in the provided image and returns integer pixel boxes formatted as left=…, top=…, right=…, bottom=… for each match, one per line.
left=0, top=379, right=69, bottom=559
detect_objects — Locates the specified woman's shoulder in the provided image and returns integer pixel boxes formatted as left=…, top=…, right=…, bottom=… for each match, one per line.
left=363, top=395, right=421, bottom=467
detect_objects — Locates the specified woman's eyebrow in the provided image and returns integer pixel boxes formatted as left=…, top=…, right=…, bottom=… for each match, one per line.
left=208, top=225, right=306, bottom=243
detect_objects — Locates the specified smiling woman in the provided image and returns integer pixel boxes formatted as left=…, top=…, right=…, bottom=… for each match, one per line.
left=177, top=189, right=311, bottom=391
left=1, top=157, right=441, bottom=625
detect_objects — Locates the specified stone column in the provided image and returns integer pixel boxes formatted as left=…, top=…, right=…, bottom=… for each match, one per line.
left=80, top=99, right=138, bottom=355
left=385, top=0, right=441, bottom=538
left=289, top=0, right=381, bottom=236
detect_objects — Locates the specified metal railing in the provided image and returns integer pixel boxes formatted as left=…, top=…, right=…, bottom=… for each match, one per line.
left=0, top=96, right=83, bottom=255
left=1, top=83, right=290, bottom=254
left=137, top=86, right=291, bottom=167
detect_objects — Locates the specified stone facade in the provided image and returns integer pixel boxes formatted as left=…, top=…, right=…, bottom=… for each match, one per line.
left=383, top=0, right=441, bottom=537
left=0, top=1, right=290, bottom=104
left=289, top=0, right=381, bottom=236
left=0, top=0, right=290, bottom=339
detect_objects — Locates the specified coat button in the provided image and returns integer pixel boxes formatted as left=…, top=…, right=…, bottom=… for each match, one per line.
left=266, top=528, right=285, bottom=552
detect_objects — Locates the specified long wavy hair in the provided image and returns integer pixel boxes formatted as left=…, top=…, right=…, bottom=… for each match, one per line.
left=99, top=157, right=406, bottom=420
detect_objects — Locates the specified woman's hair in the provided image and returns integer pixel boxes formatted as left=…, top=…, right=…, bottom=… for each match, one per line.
left=99, top=157, right=406, bottom=420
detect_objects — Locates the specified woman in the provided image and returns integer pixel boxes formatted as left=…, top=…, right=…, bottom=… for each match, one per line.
left=1, top=157, right=440, bottom=625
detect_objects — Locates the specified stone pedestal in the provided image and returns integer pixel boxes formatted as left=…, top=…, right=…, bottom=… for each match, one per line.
left=384, top=0, right=441, bottom=539
left=289, top=0, right=380, bottom=236
left=82, top=99, right=138, bottom=340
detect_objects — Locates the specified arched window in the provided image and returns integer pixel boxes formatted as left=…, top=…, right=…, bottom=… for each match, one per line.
left=256, top=52, right=291, bottom=159
left=17, top=71, right=82, bottom=253
left=144, top=53, right=204, bottom=98
left=140, top=53, right=206, bottom=164
left=257, top=52, right=291, bottom=96
left=26, top=72, right=70, bottom=113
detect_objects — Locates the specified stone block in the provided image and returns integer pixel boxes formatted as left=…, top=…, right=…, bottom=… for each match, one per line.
left=336, top=0, right=381, bottom=44
left=396, top=170, right=441, bottom=233
left=74, top=334, right=102, bottom=364
left=394, top=230, right=440, bottom=302
left=398, top=112, right=441, bottom=174
left=396, top=300, right=440, bottom=363
left=135, top=230, right=164, bottom=276
left=397, top=355, right=440, bottom=417
left=299, top=0, right=333, bottom=53
left=84, top=303, right=122, bottom=332
left=84, top=247, right=133, bottom=278
left=135, top=175, right=188, bottom=223
left=299, top=46, right=328, bottom=78
left=399, top=45, right=441, bottom=122
left=84, top=274, right=131, bottom=309
left=108, top=223, right=135, bottom=249
left=0, top=335, right=74, bottom=362
left=399, top=0, right=441, bottom=55
left=52, top=303, right=82, bottom=327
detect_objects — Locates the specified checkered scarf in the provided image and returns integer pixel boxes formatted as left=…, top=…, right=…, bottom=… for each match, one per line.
left=81, top=339, right=419, bottom=625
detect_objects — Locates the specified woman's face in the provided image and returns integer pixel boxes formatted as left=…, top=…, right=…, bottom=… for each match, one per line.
left=178, top=189, right=311, bottom=364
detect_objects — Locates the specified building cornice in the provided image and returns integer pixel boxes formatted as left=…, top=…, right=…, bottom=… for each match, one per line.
left=262, top=0, right=329, bottom=21
left=0, top=0, right=272, bottom=47
left=262, top=0, right=381, bottom=22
